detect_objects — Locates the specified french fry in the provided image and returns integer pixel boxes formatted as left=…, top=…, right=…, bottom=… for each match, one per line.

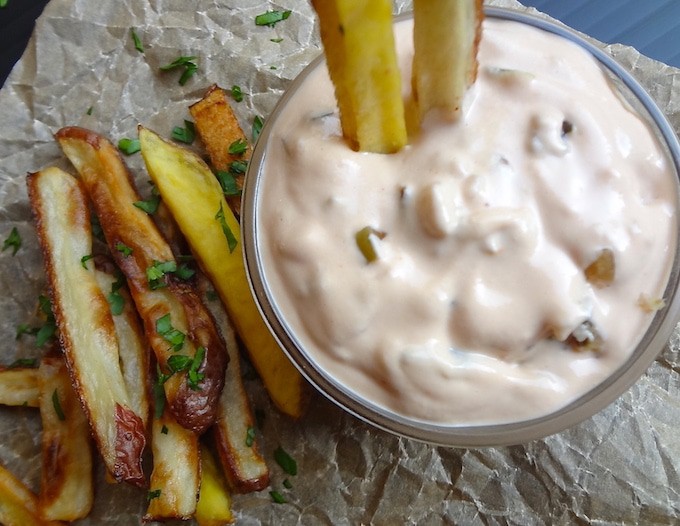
left=27, top=166, right=146, bottom=486
left=310, top=0, right=407, bottom=153
left=0, top=462, right=66, bottom=526
left=189, top=85, right=249, bottom=217
left=197, top=275, right=269, bottom=493
left=38, top=354, right=94, bottom=522
left=412, top=0, right=483, bottom=118
left=55, top=127, right=228, bottom=435
left=93, top=265, right=150, bottom=431
left=0, top=366, right=39, bottom=407
left=138, top=127, right=309, bottom=419
left=144, top=407, right=200, bottom=521
left=195, top=445, right=234, bottom=526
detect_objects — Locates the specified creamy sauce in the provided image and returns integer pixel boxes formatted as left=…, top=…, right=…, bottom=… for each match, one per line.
left=257, top=18, right=676, bottom=424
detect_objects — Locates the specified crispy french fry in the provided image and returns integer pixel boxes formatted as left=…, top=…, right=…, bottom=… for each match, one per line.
left=0, top=462, right=65, bottom=526
left=195, top=445, right=234, bottom=526
left=197, top=276, right=269, bottom=493
left=311, top=0, right=407, bottom=153
left=93, top=266, right=150, bottom=431
left=138, top=127, right=309, bottom=419
left=190, top=85, right=249, bottom=217
left=0, top=366, right=39, bottom=407
left=412, top=0, right=483, bottom=118
left=55, top=127, right=227, bottom=435
left=38, top=354, right=93, bottom=522
left=144, top=407, right=200, bottom=521
left=27, top=166, right=146, bottom=486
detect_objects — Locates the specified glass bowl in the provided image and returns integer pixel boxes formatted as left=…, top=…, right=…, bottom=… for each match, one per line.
left=241, top=7, right=680, bottom=447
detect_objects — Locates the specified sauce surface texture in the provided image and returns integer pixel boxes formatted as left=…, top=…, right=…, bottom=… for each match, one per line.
left=257, top=18, right=676, bottom=424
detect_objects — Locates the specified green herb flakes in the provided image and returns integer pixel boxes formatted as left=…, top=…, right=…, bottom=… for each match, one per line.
left=274, top=446, right=297, bottom=476
left=52, top=390, right=66, bottom=421
left=2, top=227, right=21, bottom=256
left=15, top=325, right=38, bottom=340
left=133, top=193, right=161, bottom=215
left=270, top=490, right=287, bottom=504
left=172, top=120, right=196, bottom=144
left=118, top=138, right=141, bottom=155
left=283, top=478, right=293, bottom=489
left=86, top=106, right=93, bottom=116
left=245, top=426, right=256, bottom=447
left=148, top=489, right=162, bottom=501
left=155, top=313, right=185, bottom=352
left=255, top=10, right=292, bottom=27
left=215, top=171, right=241, bottom=197
left=187, top=347, right=205, bottom=390
left=8, top=358, right=38, bottom=369
left=228, top=138, right=248, bottom=156
left=215, top=203, right=237, bottom=254
left=146, top=260, right=176, bottom=289
left=115, top=242, right=133, bottom=257
left=36, top=295, right=57, bottom=347
left=229, top=160, right=248, bottom=175
left=80, top=254, right=94, bottom=269
left=270, top=38, right=284, bottom=43
left=160, top=56, right=198, bottom=86
left=161, top=425, right=169, bottom=435
left=130, top=27, right=144, bottom=53
left=230, top=85, right=244, bottom=102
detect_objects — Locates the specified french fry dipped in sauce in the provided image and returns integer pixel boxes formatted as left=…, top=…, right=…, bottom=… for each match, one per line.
left=27, top=166, right=147, bottom=485
left=55, top=127, right=228, bottom=435
left=412, top=0, right=483, bottom=119
left=310, top=0, right=407, bottom=153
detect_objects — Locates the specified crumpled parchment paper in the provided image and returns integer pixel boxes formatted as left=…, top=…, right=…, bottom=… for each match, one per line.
left=1, top=1, right=679, bottom=524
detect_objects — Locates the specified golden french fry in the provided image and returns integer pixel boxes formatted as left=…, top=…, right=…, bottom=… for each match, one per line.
left=93, top=266, right=150, bottom=431
left=310, top=0, right=407, bottom=153
left=195, top=445, right=234, bottom=526
left=412, top=0, right=483, bottom=118
left=189, top=84, right=249, bottom=217
left=38, top=354, right=94, bottom=522
left=197, top=276, right=269, bottom=493
left=0, top=366, right=39, bottom=407
left=144, top=407, right=200, bottom=521
left=0, top=462, right=66, bottom=526
left=138, top=127, right=309, bottom=419
left=27, top=166, right=146, bottom=486
left=56, top=127, right=227, bottom=435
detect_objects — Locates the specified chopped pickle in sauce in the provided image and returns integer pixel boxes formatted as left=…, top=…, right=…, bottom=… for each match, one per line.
left=355, top=227, right=386, bottom=263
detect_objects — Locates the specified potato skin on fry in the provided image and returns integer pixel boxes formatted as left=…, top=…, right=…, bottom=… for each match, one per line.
left=55, top=126, right=227, bottom=435
left=27, top=166, right=146, bottom=486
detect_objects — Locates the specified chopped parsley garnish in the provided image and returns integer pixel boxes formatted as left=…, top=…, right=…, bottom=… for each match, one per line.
left=228, top=138, right=248, bottom=156
left=215, top=171, right=241, bottom=196
left=161, top=425, right=169, bottom=435
left=270, top=491, right=287, bottom=504
left=255, top=10, right=291, bottom=27
left=80, top=254, right=94, bottom=269
left=269, top=65, right=278, bottom=70
left=156, top=313, right=185, bottom=352
left=171, top=120, right=196, bottom=144
left=8, top=358, right=38, bottom=369
left=252, top=115, right=264, bottom=143
left=215, top=203, right=237, bottom=254
left=270, top=37, right=284, bottom=43
left=160, top=55, right=198, bottom=86
left=15, top=325, right=38, bottom=340
left=230, top=85, right=243, bottom=102
left=86, top=106, right=93, bottom=115
left=147, top=489, right=162, bottom=501
left=355, top=226, right=386, bottom=263
left=274, top=446, right=297, bottom=476
left=229, top=160, right=248, bottom=174
left=245, top=426, right=256, bottom=447
left=2, top=227, right=21, bottom=256
left=36, top=295, right=57, bottom=347
left=115, top=242, right=133, bottom=257
left=146, top=260, right=176, bottom=289
left=107, top=273, right=126, bottom=316
left=133, top=193, right=161, bottom=215
left=205, top=290, right=219, bottom=302
left=187, top=346, right=205, bottom=390
left=118, top=138, right=141, bottom=155
left=52, top=390, right=66, bottom=421
left=174, top=263, right=195, bottom=281
left=130, top=27, right=144, bottom=53
left=153, top=367, right=169, bottom=419
left=283, top=478, right=293, bottom=489
left=167, top=354, right=192, bottom=373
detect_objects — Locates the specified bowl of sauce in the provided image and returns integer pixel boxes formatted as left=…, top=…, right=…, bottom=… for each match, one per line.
left=242, top=7, right=680, bottom=446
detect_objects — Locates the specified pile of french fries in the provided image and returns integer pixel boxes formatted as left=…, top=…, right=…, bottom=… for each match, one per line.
left=1, top=0, right=485, bottom=523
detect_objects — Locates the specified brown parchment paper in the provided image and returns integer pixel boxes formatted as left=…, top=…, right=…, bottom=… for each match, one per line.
left=1, top=0, right=679, bottom=524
